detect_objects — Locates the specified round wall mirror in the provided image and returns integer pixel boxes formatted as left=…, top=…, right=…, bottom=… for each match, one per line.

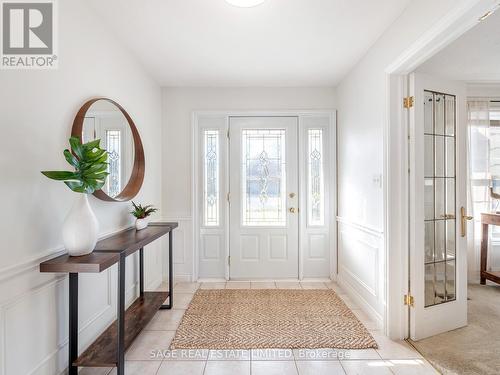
left=72, top=98, right=145, bottom=202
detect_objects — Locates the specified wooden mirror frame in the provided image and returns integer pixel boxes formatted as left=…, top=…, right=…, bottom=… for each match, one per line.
left=71, top=98, right=145, bottom=202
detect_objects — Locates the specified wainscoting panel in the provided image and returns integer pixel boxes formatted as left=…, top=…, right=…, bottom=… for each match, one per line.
left=337, top=217, right=385, bottom=327
left=0, top=233, right=164, bottom=375
left=163, top=217, right=193, bottom=282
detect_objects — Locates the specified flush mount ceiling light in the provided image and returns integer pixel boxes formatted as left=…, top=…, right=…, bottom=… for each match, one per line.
left=225, top=0, right=266, bottom=8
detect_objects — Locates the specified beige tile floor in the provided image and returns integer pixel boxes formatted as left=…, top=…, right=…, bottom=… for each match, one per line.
left=79, top=281, right=437, bottom=375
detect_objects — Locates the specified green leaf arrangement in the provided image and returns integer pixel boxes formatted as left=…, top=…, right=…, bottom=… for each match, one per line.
left=41, top=137, right=109, bottom=194
left=130, top=201, right=158, bottom=219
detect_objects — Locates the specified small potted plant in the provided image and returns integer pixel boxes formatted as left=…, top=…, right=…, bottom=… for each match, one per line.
left=42, top=137, right=108, bottom=256
left=130, top=201, right=158, bottom=230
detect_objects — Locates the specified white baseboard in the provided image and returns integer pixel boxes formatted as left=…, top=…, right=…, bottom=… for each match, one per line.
left=338, top=274, right=384, bottom=330
left=300, top=278, right=332, bottom=282
left=197, top=278, right=226, bottom=283
left=168, top=274, right=192, bottom=283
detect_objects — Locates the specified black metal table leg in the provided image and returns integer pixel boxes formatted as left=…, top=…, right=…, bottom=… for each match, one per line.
left=116, top=254, right=126, bottom=375
left=68, top=273, right=78, bottom=375
left=139, top=247, right=144, bottom=296
left=160, top=231, right=173, bottom=309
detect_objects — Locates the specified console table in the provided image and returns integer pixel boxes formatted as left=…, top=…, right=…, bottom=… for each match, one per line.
left=481, top=213, right=500, bottom=285
left=40, top=222, right=178, bottom=375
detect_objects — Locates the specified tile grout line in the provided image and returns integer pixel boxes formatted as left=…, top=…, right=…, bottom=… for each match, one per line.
left=154, top=359, right=163, bottom=375
left=293, top=355, right=300, bottom=375
left=337, top=359, right=348, bottom=375
left=201, top=357, right=209, bottom=375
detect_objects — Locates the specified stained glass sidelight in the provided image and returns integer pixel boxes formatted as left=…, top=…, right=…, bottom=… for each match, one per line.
left=204, top=130, right=219, bottom=226
left=106, top=130, right=121, bottom=198
left=308, top=129, right=324, bottom=226
left=241, top=129, right=286, bottom=226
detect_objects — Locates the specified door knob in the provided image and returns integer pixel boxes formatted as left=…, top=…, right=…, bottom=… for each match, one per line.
left=289, top=192, right=296, bottom=198
left=461, top=207, right=473, bottom=237
left=289, top=207, right=297, bottom=213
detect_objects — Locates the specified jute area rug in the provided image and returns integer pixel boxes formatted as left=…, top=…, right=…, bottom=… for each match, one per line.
left=170, top=289, right=377, bottom=350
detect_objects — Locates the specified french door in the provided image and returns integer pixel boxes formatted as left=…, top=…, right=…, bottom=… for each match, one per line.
left=409, top=73, right=469, bottom=340
left=228, top=117, right=299, bottom=279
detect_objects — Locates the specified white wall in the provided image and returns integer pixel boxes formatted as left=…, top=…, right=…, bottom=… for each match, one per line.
left=467, top=82, right=500, bottom=97
left=162, top=87, right=336, bottom=280
left=335, top=0, right=482, bottom=328
left=0, top=1, right=162, bottom=374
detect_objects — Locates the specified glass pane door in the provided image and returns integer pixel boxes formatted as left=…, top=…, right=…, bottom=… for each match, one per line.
left=424, top=91, right=457, bottom=307
left=229, top=116, right=299, bottom=279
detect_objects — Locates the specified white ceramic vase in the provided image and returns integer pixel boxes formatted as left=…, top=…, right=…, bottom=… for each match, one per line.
left=135, top=218, right=148, bottom=231
left=62, top=194, right=99, bottom=256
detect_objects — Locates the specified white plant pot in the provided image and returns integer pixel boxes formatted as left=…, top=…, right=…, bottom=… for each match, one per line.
left=62, top=194, right=99, bottom=257
left=135, top=218, right=148, bottom=231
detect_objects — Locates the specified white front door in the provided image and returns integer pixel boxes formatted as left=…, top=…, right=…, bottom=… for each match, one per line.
left=409, top=73, right=469, bottom=340
left=229, top=117, right=299, bottom=279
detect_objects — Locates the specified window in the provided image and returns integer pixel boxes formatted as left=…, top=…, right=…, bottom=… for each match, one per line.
left=203, top=130, right=219, bottom=226
left=307, top=129, right=325, bottom=226
left=106, top=130, right=121, bottom=198
left=469, top=101, right=500, bottom=238
left=241, top=129, right=287, bottom=226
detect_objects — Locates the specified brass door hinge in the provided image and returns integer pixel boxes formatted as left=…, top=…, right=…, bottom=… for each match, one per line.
left=403, top=96, right=414, bottom=109
left=227, top=192, right=230, bottom=203
left=404, top=294, right=414, bottom=307
left=227, top=129, right=230, bottom=139
left=228, top=256, right=231, bottom=266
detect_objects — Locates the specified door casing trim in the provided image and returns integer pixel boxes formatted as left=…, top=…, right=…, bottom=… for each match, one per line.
left=384, top=0, right=497, bottom=340
left=192, top=110, right=337, bottom=282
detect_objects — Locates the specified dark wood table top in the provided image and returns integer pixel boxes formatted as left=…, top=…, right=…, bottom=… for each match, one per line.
left=40, top=252, right=120, bottom=273
left=93, top=222, right=178, bottom=257
left=40, top=222, right=178, bottom=273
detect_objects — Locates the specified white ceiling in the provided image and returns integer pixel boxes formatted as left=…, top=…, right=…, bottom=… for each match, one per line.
left=87, top=0, right=411, bottom=87
left=417, top=9, right=500, bottom=82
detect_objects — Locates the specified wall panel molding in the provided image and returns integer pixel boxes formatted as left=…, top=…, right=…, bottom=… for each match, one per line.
left=336, top=216, right=383, bottom=236
left=337, top=216, right=385, bottom=327
left=0, top=224, right=134, bottom=284
left=0, top=226, right=164, bottom=375
left=161, top=217, right=193, bottom=282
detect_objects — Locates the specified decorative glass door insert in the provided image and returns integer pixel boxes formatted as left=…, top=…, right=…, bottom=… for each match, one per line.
left=307, top=129, right=324, bottom=226
left=241, top=129, right=287, bottom=226
left=203, top=130, right=220, bottom=226
left=423, top=90, right=456, bottom=307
